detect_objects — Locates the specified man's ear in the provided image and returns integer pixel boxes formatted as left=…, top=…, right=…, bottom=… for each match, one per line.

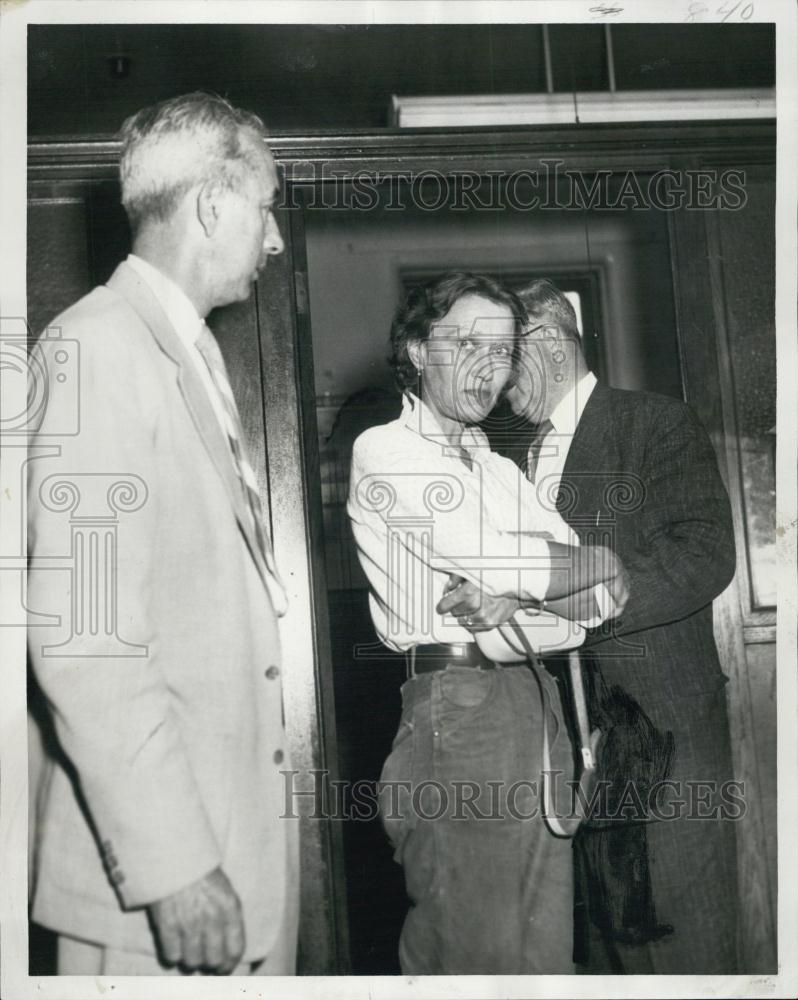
left=407, top=339, right=425, bottom=371
left=196, top=179, right=224, bottom=237
left=543, top=324, right=561, bottom=343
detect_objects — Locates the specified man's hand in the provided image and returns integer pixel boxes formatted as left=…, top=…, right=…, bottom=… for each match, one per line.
left=148, top=866, right=245, bottom=975
left=436, top=575, right=521, bottom=629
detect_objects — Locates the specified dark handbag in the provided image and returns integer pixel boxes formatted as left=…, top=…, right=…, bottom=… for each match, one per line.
left=575, top=654, right=676, bottom=951
left=580, top=656, right=676, bottom=828
left=501, top=622, right=676, bottom=829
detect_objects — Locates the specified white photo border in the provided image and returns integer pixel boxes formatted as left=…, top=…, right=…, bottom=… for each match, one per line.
left=2, top=2, right=796, bottom=998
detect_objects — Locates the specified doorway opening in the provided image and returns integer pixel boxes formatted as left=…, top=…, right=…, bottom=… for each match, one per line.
left=301, top=172, right=677, bottom=972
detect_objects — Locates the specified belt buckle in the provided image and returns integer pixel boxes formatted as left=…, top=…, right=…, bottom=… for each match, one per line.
left=450, top=643, right=481, bottom=670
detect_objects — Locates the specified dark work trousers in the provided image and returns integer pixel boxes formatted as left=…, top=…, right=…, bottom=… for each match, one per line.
left=378, top=663, right=575, bottom=975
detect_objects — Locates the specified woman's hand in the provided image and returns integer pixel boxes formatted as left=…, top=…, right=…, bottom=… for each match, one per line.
left=436, top=575, right=521, bottom=630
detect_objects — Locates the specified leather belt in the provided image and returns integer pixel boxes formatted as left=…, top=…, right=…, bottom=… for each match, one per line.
left=406, top=642, right=525, bottom=677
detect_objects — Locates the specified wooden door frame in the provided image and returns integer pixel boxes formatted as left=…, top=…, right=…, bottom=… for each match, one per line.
left=28, top=119, right=776, bottom=973
left=669, top=202, right=776, bottom=971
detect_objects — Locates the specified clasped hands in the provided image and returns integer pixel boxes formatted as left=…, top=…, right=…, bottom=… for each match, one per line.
left=437, top=546, right=630, bottom=629
left=436, top=576, right=521, bottom=630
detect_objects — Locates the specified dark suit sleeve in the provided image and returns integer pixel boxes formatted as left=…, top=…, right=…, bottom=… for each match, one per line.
left=589, top=401, right=735, bottom=640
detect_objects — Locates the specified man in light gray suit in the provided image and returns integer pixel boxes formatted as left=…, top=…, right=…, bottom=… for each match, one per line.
left=27, top=92, right=297, bottom=976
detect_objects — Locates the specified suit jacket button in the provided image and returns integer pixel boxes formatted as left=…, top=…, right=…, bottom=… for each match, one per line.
left=110, top=869, right=125, bottom=886
left=273, top=749, right=284, bottom=764
left=265, top=665, right=280, bottom=680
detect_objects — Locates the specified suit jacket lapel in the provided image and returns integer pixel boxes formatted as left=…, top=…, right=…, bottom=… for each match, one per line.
left=559, top=383, right=615, bottom=525
left=564, top=383, right=613, bottom=480
left=105, top=262, right=270, bottom=589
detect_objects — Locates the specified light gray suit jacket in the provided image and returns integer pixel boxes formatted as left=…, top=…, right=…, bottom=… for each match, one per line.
left=27, top=261, right=297, bottom=961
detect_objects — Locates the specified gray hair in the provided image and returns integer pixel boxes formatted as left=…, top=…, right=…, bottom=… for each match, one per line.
left=516, top=278, right=580, bottom=341
left=119, top=92, right=269, bottom=232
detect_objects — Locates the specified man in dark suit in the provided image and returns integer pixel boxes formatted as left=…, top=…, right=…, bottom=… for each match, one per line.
left=505, top=278, right=739, bottom=973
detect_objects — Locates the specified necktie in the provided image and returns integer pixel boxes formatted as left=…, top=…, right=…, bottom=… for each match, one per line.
left=195, top=323, right=287, bottom=614
left=525, top=419, right=554, bottom=483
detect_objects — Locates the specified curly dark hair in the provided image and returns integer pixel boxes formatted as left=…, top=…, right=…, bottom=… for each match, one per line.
left=389, top=272, right=527, bottom=392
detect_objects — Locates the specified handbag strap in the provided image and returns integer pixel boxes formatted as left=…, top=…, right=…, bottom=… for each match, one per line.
left=501, top=618, right=586, bottom=838
left=568, top=649, right=597, bottom=770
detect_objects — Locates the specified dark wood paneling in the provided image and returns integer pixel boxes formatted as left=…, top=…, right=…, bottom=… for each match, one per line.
left=28, top=120, right=776, bottom=183
left=208, top=297, right=273, bottom=530
left=27, top=198, right=92, bottom=336
left=710, top=166, right=777, bottom=620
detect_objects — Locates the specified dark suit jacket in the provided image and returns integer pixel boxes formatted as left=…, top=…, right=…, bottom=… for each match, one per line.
left=538, top=382, right=739, bottom=970
left=553, top=383, right=735, bottom=710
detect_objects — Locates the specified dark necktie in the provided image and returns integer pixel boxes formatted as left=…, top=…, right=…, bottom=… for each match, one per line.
left=525, top=419, right=554, bottom=483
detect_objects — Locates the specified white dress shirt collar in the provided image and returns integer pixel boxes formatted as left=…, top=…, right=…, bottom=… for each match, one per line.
left=401, top=392, right=490, bottom=454
left=126, top=253, right=204, bottom=348
left=548, top=369, right=598, bottom=436
left=401, top=391, right=445, bottom=439
left=126, top=254, right=234, bottom=442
